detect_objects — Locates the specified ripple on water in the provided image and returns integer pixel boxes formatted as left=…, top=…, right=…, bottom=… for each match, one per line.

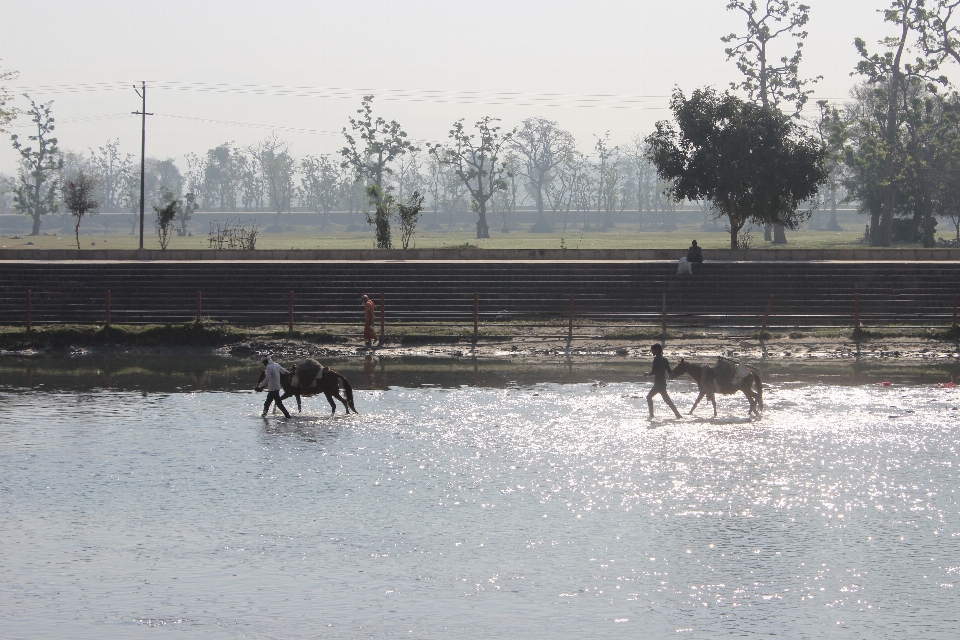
left=1, top=379, right=958, bottom=638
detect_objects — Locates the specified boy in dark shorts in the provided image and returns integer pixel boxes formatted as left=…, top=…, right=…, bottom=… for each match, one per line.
left=647, top=343, right=683, bottom=419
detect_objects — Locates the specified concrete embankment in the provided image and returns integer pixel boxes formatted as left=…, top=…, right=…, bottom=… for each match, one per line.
left=1, top=258, right=958, bottom=328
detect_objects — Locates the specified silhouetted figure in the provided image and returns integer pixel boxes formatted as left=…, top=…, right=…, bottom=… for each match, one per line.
left=687, top=240, right=703, bottom=264
left=647, top=343, right=683, bottom=419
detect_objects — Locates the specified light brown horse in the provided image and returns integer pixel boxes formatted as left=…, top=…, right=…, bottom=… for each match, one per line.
left=256, top=366, right=357, bottom=414
left=670, top=358, right=763, bottom=418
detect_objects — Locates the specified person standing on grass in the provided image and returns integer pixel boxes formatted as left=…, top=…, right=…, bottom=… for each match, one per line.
left=647, top=343, right=683, bottom=419
left=362, top=295, right=378, bottom=348
left=256, top=356, right=290, bottom=418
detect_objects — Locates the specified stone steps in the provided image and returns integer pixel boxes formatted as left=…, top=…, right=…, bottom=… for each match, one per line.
left=2, top=261, right=958, bottom=327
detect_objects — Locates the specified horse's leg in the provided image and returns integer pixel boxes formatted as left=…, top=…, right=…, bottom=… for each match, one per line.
left=332, top=391, right=350, bottom=413
left=325, top=392, right=336, bottom=415
left=743, top=387, right=757, bottom=417
left=690, top=391, right=705, bottom=415
left=709, top=393, right=717, bottom=417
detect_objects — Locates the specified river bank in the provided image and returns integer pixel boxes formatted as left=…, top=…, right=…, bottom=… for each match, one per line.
left=2, top=322, right=958, bottom=368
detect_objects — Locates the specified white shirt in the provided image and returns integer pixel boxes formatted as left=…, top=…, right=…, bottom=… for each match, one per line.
left=258, top=361, right=289, bottom=391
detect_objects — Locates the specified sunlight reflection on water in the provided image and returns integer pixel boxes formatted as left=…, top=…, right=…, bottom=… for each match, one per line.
left=1, top=377, right=958, bottom=638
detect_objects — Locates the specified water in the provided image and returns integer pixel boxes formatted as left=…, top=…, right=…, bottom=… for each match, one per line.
left=2, top=359, right=959, bottom=638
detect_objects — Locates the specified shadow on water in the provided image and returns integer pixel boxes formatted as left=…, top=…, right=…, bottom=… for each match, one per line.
left=1, top=352, right=958, bottom=394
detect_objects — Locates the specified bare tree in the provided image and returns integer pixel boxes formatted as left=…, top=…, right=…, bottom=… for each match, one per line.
left=300, top=154, right=341, bottom=226
left=255, top=135, right=296, bottom=216
left=511, top=117, right=575, bottom=232
left=89, top=139, right=133, bottom=212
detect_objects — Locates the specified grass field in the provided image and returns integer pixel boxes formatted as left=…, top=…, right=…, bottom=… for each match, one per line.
left=0, top=222, right=884, bottom=251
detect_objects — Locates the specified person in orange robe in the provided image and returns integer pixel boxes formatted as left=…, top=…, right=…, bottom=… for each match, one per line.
left=362, top=295, right=377, bottom=348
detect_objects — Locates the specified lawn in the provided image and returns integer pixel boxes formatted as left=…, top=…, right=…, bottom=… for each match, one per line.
left=1, top=222, right=880, bottom=251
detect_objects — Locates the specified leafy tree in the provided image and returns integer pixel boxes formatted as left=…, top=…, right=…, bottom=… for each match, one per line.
left=153, top=189, right=179, bottom=250
left=646, top=88, right=827, bottom=249
left=0, top=64, right=18, bottom=133
left=176, top=192, right=198, bottom=236
left=341, top=96, right=416, bottom=246
left=853, top=0, right=943, bottom=245
left=202, top=143, right=239, bottom=211
left=11, top=100, right=63, bottom=236
left=511, top=117, right=575, bottom=232
left=256, top=135, right=296, bottom=216
left=397, top=191, right=425, bottom=249
left=62, top=170, right=101, bottom=249
left=430, top=117, right=512, bottom=238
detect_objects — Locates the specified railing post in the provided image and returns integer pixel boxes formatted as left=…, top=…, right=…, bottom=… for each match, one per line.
left=196, top=290, right=202, bottom=322
left=953, top=293, right=958, bottom=329
left=288, top=291, right=293, bottom=332
left=473, top=292, right=479, bottom=341
left=761, top=294, right=774, bottom=333
left=854, top=292, right=860, bottom=332
left=661, top=293, right=667, bottom=338
left=105, top=290, right=111, bottom=328
left=568, top=293, right=575, bottom=341
left=380, top=292, right=385, bottom=340
left=26, top=290, right=31, bottom=331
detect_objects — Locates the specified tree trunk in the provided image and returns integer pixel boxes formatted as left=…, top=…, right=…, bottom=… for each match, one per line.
left=825, top=191, right=842, bottom=231
left=476, top=201, right=490, bottom=239
left=763, top=224, right=772, bottom=242
left=31, top=213, right=42, bottom=236
left=772, top=224, right=787, bottom=245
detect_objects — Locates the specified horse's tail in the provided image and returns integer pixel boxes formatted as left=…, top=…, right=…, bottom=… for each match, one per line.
left=752, top=369, right=763, bottom=411
left=340, top=375, right=357, bottom=413
left=328, top=369, right=357, bottom=413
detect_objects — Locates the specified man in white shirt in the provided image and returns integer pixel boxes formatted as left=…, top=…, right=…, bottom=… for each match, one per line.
left=256, top=356, right=291, bottom=418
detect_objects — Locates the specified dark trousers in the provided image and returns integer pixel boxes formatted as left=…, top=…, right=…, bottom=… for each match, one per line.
left=263, top=390, right=290, bottom=418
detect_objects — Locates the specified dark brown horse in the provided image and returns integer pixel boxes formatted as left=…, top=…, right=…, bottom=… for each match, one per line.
left=670, top=358, right=763, bottom=418
left=256, top=366, right=357, bottom=414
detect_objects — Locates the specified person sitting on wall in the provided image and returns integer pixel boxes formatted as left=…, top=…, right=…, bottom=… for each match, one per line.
left=687, top=240, right=703, bottom=264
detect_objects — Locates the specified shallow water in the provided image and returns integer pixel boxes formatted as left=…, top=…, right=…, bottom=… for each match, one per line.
left=2, top=362, right=959, bottom=638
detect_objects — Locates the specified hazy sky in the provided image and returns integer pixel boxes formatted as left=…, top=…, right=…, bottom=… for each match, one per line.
left=0, top=0, right=948, bottom=172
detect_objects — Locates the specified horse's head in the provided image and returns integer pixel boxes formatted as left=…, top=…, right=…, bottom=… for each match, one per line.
left=670, top=357, right=687, bottom=379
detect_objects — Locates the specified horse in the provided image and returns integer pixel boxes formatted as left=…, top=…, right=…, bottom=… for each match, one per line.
left=256, top=365, right=357, bottom=415
left=670, top=358, right=763, bottom=418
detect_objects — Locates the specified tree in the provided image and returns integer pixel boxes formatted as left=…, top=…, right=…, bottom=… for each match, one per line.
left=11, top=100, right=63, bottom=236
left=341, top=96, right=416, bottom=247
left=0, top=64, right=17, bottom=133
left=430, top=117, right=512, bottom=238
left=646, top=88, right=827, bottom=249
left=594, top=132, right=622, bottom=229
left=511, top=117, right=575, bottom=232
left=299, top=154, right=341, bottom=226
left=815, top=100, right=848, bottom=231
left=365, top=185, right=393, bottom=249
left=397, top=191, right=425, bottom=249
left=723, top=0, right=820, bottom=244
left=853, top=0, right=943, bottom=245
left=153, top=189, right=178, bottom=250
left=62, top=170, right=101, bottom=249
left=202, top=143, right=239, bottom=211
left=176, top=192, right=198, bottom=236
left=256, top=135, right=296, bottom=216
left=89, top=139, right=133, bottom=212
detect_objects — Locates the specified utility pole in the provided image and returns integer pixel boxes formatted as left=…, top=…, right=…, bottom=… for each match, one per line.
left=132, top=82, right=153, bottom=250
